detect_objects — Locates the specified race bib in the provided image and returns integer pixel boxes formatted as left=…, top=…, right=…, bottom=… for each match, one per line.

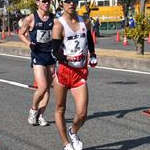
left=36, top=30, right=52, bottom=43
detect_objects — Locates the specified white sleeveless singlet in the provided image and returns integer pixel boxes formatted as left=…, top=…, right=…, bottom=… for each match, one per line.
left=58, top=16, right=88, bottom=68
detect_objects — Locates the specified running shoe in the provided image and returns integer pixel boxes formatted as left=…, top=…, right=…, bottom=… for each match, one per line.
left=28, top=109, right=38, bottom=125
left=68, top=126, right=83, bottom=150
left=64, top=143, right=74, bottom=150
left=38, top=115, right=49, bottom=126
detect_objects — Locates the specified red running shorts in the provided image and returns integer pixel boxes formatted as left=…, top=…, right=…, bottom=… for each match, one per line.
left=56, top=63, right=88, bottom=89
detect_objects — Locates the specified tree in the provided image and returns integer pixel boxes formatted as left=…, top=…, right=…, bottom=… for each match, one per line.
left=123, top=0, right=150, bottom=55
left=8, top=0, right=57, bottom=13
left=140, top=0, right=146, bottom=13
left=124, top=13, right=150, bottom=55
left=8, top=0, right=37, bottom=12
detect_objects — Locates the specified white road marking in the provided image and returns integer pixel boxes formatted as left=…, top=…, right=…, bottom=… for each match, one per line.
left=0, top=53, right=30, bottom=59
left=0, top=53, right=150, bottom=89
left=95, top=66, right=150, bottom=75
left=0, top=53, right=30, bottom=88
left=0, top=79, right=29, bottom=89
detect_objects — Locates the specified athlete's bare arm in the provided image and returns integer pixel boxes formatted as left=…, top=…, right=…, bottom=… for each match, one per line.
left=84, top=17, right=91, bottom=31
left=83, top=16, right=96, bottom=55
left=52, top=18, right=64, bottom=39
left=19, top=14, right=34, bottom=46
left=52, top=18, right=76, bottom=61
left=52, top=19, right=68, bottom=62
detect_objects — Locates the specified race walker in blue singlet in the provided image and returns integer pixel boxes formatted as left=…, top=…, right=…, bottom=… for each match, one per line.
left=29, top=11, right=56, bottom=66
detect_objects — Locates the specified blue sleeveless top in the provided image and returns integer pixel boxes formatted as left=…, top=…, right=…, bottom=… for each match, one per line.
left=29, top=11, right=54, bottom=52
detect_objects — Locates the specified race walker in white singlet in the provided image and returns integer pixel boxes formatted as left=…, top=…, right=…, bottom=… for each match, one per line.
left=59, top=16, right=88, bottom=68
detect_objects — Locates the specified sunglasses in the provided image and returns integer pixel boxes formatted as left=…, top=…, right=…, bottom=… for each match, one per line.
left=40, top=0, right=50, bottom=3
left=63, top=0, right=78, bottom=4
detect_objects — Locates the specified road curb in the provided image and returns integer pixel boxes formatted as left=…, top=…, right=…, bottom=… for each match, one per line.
left=0, top=46, right=30, bottom=57
left=0, top=46, right=150, bottom=73
left=98, top=56, right=150, bottom=72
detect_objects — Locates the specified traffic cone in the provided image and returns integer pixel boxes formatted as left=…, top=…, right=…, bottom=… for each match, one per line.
left=142, top=109, right=150, bottom=117
left=28, top=79, right=38, bottom=89
left=116, top=31, right=120, bottom=42
left=148, top=32, right=150, bottom=43
left=2, top=29, right=6, bottom=40
left=123, top=35, right=128, bottom=46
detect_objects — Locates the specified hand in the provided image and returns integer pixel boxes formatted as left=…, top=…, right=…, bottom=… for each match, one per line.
left=89, top=53, right=97, bottom=67
left=29, top=43, right=36, bottom=51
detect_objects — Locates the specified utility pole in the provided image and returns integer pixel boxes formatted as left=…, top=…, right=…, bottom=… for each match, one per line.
left=7, top=0, right=11, bottom=36
left=1, top=0, right=6, bottom=39
left=122, top=0, right=130, bottom=27
left=140, top=0, right=146, bottom=14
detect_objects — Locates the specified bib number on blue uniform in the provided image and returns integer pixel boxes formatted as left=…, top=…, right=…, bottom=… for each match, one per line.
left=36, top=30, right=52, bottom=43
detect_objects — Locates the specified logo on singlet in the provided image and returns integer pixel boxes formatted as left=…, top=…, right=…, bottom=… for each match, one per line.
left=67, top=33, right=85, bottom=41
left=49, top=23, right=52, bottom=27
left=33, top=58, right=36, bottom=64
left=35, top=22, right=43, bottom=27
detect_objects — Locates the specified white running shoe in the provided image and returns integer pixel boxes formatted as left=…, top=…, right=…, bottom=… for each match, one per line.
left=28, top=109, right=38, bottom=125
left=64, top=143, right=74, bottom=150
left=38, top=115, right=48, bottom=126
left=68, top=126, right=83, bottom=150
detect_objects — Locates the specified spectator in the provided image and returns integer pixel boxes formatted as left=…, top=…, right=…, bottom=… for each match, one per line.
left=93, top=17, right=100, bottom=37
left=55, top=3, right=63, bottom=18
left=129, top=15, right=135, bottom=28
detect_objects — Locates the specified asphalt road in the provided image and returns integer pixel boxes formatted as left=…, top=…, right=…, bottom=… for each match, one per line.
left=96, top=35, right=150, bottom=52
left=0, top=54, right=150, bottom=150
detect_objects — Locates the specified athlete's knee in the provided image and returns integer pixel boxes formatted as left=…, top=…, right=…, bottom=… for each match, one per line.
left=76, top=111, right=87, bottom=121
left=37, top=85, right=48, bottom=95
left=55, top=104, right=66, bottom=115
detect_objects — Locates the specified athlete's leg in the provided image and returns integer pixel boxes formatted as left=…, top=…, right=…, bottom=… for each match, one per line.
left=32, top=65, right=48, bottom=110
left=54, top=77, right=69, bottom=146
left=71, top=84, right=89, bottom=133
left=38, top=64, right=55, bottom=114
left=28, top=65, right=48, bottom=125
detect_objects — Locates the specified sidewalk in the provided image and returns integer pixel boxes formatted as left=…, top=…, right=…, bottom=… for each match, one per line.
left=0, top=40, right=150, bottom=72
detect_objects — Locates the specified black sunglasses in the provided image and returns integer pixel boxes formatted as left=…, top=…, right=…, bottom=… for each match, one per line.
left=40, top=0, right=50, bottom=3
left=64, top=0, right=78, bottom=4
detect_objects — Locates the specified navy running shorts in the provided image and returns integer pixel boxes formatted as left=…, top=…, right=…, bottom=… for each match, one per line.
left=31, top=51, right=56, bottom=66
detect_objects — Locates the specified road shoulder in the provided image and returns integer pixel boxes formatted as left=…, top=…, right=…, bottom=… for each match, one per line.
left=0, top=41, right=150, bottom=72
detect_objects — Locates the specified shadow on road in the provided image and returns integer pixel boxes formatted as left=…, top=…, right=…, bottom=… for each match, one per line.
left=65, top=106, right=150, bottom=123
left=106, top=81, right=138, bottom=85
left=87, top=106, right=150, bottom=119
left=84, top=135, right=150, bottom=150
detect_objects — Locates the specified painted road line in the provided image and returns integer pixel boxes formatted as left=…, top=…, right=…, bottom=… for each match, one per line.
left=95, top=66, right=150, bottom=75
left=0, top=53, right=30, bottom=59
left=1, top=53, right=150, bottom=75
left=0, top=79, right=29, bottom=89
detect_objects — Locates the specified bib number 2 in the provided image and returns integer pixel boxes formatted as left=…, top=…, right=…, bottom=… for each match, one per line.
left=71, top=40, right=80, bottom=53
